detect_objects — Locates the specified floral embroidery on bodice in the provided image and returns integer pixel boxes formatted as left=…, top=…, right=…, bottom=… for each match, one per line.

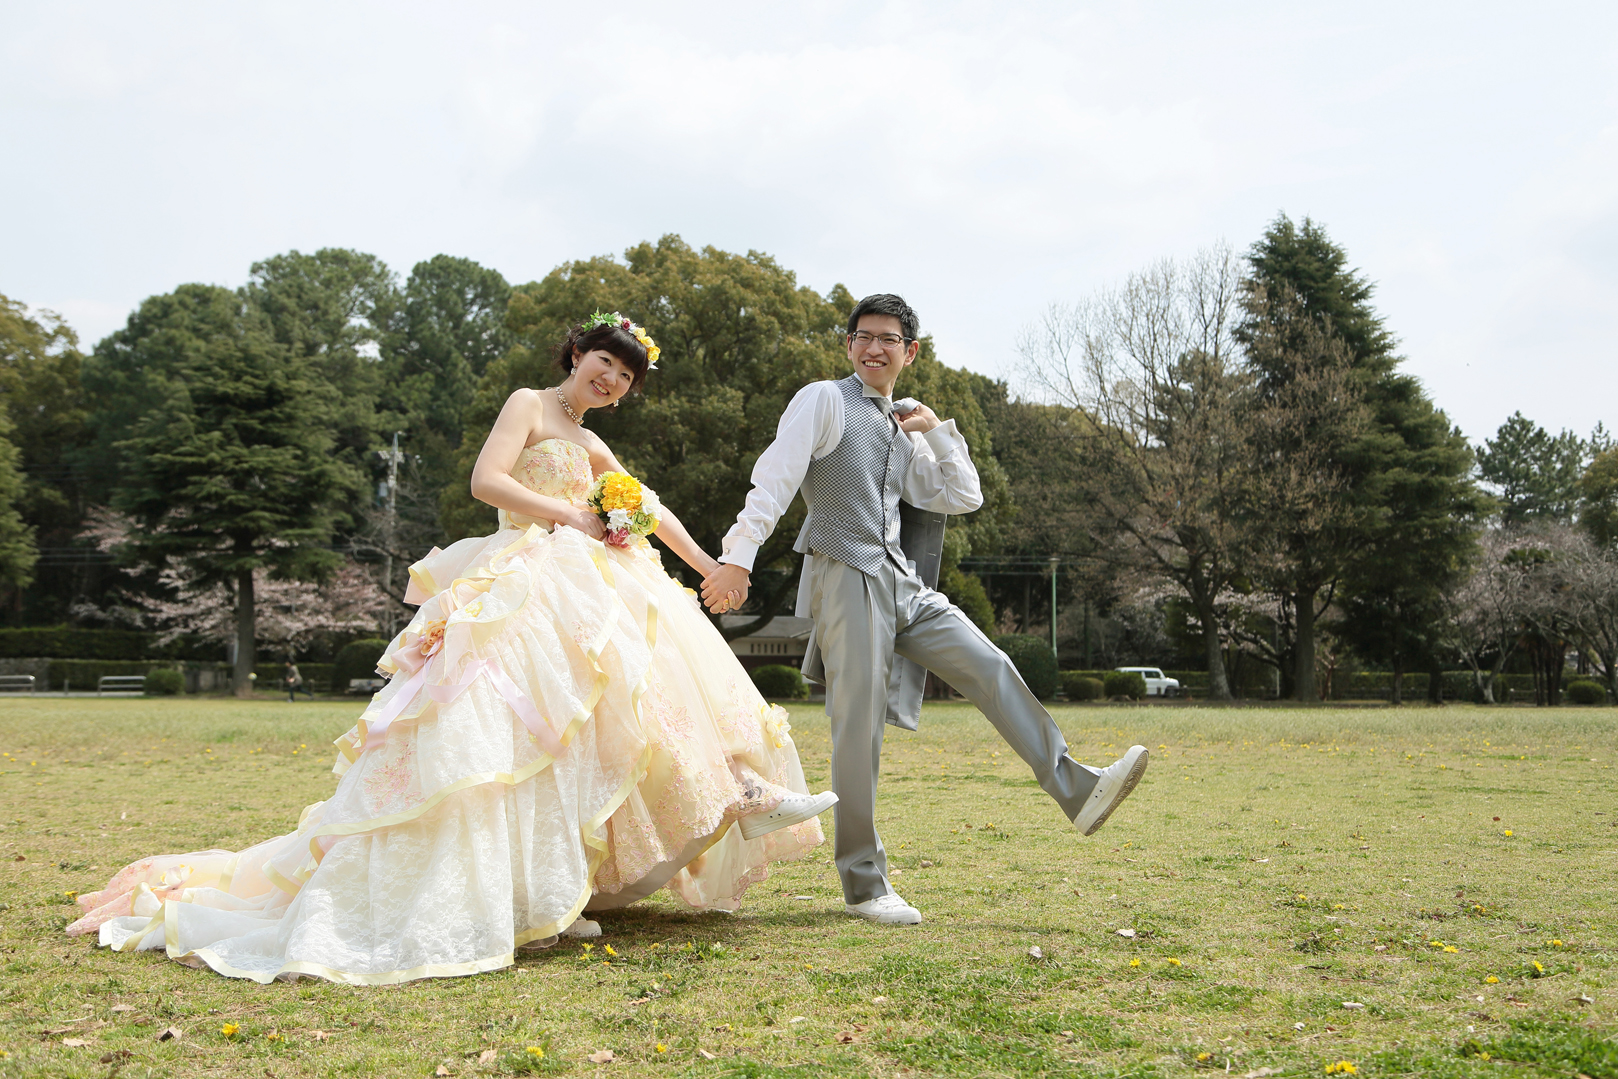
left=513, top=438, right=594, bottom=501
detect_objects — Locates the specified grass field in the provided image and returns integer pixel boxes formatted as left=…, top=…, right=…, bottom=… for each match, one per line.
left=1, top=696, right=1616, bottom=1078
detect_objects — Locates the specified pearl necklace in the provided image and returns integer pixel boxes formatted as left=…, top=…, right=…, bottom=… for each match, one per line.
left=555, top=386, right=584, bottom=426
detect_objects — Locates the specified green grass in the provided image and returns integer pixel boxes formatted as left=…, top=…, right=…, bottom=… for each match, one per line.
left=2, top=697, right=1616, bottom=1077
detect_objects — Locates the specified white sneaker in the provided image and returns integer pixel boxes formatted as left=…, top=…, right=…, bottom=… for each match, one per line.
left=561, top=917, right=601, bottom=939
left=738, top=791, right=839, bottom=841
left=1073, top=745, right=1149, bottom=836
left=845, top=893, right=922, bottom=925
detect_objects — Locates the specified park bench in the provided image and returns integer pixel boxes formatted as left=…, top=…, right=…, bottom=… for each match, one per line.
left=97, top=675, right=148, bottom=696
left=348, top=678, right=386, bottom=695
left=0, top=674, right=35, bottom=695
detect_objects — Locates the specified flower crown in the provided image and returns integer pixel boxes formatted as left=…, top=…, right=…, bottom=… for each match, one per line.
left=583, top=310, right=660, bottom=370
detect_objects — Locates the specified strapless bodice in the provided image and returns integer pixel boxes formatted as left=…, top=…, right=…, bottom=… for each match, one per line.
left=512, top=438, right=593, bottom=501
left=500, top=439, right=594, bottom=531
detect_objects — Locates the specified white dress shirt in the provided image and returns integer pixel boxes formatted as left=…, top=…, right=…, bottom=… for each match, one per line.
left=718, top=378, right=984, bottom=571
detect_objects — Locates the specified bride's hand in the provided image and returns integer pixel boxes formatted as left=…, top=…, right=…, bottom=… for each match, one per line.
left=556, top=505, right=606, bottom=540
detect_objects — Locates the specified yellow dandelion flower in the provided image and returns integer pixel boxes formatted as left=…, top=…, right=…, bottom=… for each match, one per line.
left=1443, top=945, right=1459, bottom=953
left=1484, top=975, right=1499, bottom=984
left=1197, top=1051, right=1212, bottom=1062
left=1168, top=958, right=1182, bottom=966
left=526, top=1046, right=544, bottom=1057
left=1532, top=961, right=1545, bottom=973
left=1504, top=829, right=1513, bottom=837
left=656, top=1043, right=668, bottom=1053
left=221, top=1023, right=240, bottom=1036
left=1324, top=1063, right=1357, bottom=1075
left=604, top=944, right=618, bottom=956
left=1550, top=939, right=1565, bottom=947
left=1130, top=958, right=1141, bottom=968
left=266, top=1032, right=284, bottom=1042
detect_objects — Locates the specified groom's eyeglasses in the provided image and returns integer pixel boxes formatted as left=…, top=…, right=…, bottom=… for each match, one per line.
left=848, top=331, right=911, bottom=350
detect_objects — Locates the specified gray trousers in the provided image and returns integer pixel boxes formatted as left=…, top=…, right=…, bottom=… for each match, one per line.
left=806, top=554, right=1102, bottom=905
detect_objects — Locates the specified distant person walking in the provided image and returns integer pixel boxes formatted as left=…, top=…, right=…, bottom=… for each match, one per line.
left=283, top=661, right=313, bottom=702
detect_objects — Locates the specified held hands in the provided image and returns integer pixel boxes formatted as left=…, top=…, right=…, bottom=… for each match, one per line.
left=701, top=563, right=751, bottom=614
left=896, top=401, right=941, bottom=434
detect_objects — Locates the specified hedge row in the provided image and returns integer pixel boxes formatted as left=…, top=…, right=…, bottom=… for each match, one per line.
left=0, top=627, right=152, bottom=660
left=1052, top=668, right=1569, bottom=701
left=39, top=659, right=337, bottom=693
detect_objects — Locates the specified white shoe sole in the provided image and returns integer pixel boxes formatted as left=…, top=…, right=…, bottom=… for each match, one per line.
left=844, top=902, right=922, bottom=925
left=560, top=918, right=601, bottom=939
left=738, top=791, right=838, bottom=841
left=1074, top=746, right=1149, bottom=836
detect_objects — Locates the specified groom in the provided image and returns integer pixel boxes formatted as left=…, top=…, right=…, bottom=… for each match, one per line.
left=702, top=293, right=1149, bottom=924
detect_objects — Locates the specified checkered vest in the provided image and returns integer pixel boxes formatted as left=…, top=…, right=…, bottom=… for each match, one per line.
left=793, top=375, right=913, bottom=575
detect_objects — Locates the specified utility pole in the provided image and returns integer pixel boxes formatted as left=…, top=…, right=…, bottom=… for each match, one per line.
left=377, top=432, right=404, bottom=634
left=1048, top=555, right=1060, bottom=662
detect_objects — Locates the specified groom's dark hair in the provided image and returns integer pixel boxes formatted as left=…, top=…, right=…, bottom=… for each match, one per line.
left=847, top=293, right=919, bottom=342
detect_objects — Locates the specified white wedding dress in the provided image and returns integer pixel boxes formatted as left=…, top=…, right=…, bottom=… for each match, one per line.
left=68, top=438, right=823, bottom=984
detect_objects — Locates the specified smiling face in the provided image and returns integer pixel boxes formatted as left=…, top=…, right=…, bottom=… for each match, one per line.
left=847, top=313, right=920, bottom=397
left=568, top=348, right=636, bottom=409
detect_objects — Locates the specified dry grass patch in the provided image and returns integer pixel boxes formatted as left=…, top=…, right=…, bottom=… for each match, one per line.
left=1, top=697, right=1615, bottom=1077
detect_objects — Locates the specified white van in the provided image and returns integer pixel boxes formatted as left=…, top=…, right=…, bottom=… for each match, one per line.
left=1115, top=667, right=1182, bottom=698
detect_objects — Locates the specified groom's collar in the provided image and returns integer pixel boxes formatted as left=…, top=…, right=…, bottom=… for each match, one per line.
left=847, top=373, right=893, bottom=404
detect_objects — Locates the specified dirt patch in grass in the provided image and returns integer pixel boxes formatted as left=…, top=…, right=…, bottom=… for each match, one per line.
left=1, top=698, right=1615, bottom=1076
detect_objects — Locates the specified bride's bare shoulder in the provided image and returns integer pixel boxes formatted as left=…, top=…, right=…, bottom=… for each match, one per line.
left=504, top=386, right=545, bottom=411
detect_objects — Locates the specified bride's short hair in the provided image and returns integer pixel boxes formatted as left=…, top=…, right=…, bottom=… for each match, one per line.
left=554, top=321, right=651, bottom=393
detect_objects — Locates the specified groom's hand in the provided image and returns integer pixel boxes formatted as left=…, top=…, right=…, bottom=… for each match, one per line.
left=897, top=401, right=941, bottom=434
left=701, top=563, right=751, bottom=614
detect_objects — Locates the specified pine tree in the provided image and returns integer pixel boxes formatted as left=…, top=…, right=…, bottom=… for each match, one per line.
left=84, top=284, right=346, bottom=695
left=1242, top=214, right=1487, bottom=700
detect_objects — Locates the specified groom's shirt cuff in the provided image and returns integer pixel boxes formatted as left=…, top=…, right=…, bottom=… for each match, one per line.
left=718, top=536, right=761, bottom=571
left=903, top=417, right=983, bottom=513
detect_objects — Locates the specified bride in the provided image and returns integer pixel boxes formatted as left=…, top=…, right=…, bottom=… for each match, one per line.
left=67, top=312, right=837, bottom=984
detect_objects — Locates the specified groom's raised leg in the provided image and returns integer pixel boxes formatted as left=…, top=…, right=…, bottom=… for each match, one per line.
left=810, top=557, right=898, bottom=906
left=894, top=602, right=1102, bottom=822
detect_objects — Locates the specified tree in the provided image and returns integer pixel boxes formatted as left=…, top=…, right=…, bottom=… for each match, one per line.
left=0, top=294, right=75, bottom=607
left=1017, top=245, right=1249, bottom=698
left=1579, top=445, right=1618, bottom=549
left=1564, top=534, right=1618, bottom=701
left=1512, top=529, right=1580, bottom=706
left=0, top=411, right=34, bottom=601
left=1239, top=214, right=1485, bottom=703
left=451, top=236, right=1012, bottom=637
left=1477, top=412, right=1587, bottom=526
left=1436, top=528, right=1527, bottom=704
left=242, top=248, right=395, bottom=519
left=1335, top=371, right=1490, bottom=704
left=385, top=256, right=512, bottom=451
left=79, top=508, right=388, bottom=656
left=1237, top=283, right=1369, bottom=701
left=82, top=285, right=347, bottom=695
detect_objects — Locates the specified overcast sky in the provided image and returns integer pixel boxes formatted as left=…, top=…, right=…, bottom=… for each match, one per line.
left=3, top=1, right=1613, bottom=445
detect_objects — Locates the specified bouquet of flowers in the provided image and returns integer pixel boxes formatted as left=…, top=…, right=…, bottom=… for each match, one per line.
left=586, top=471, right=662, bottom=548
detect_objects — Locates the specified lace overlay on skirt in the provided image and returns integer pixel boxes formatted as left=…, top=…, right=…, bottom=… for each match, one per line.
left=67, top=438, right=823, bottom=984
